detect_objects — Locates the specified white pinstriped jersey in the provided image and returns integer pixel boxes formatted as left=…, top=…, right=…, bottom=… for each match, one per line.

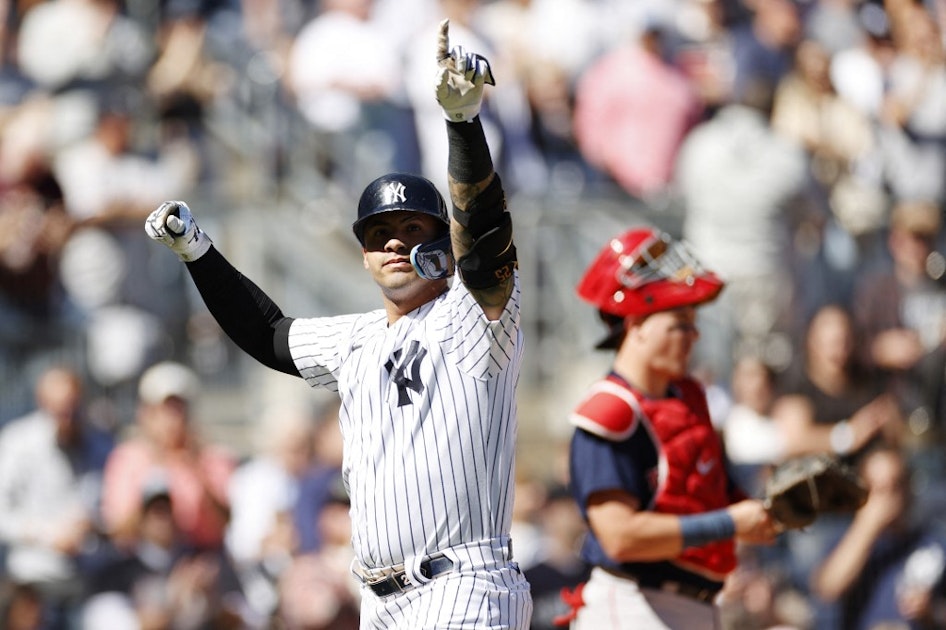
left=288, top=273, right=522, bottom=569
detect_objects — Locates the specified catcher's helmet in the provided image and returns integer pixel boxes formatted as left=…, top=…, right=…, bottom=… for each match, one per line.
left=352, top=173, right=449, bottom=245
left=577, top=227, right=724, bottom=348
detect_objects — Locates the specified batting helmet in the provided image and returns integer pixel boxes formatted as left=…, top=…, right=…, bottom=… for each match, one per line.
left=577, top=228, right=724, bottom=347
left=352, top=173, right=449, bottom=245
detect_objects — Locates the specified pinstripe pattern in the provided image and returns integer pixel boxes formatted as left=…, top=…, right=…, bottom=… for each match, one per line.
left=288, top=274, right=527, bottom=625
left=361, top=565, right=532, bottom=629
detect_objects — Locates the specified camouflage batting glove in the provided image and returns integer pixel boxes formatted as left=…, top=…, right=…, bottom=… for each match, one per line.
left=435, top=19, right=495, bottom=122
left=145, top=200, right=212, bottom=262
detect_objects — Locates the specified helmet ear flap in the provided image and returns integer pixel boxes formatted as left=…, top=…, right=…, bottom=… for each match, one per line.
left=411, top=234, right=455, bottom=280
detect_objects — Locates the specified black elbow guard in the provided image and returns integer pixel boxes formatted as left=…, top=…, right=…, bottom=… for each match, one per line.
left=452, top=174, right=506, bottom=237
left=457, top=212, right=518, bottom=289
left=453, top=174, right=516, bottom=289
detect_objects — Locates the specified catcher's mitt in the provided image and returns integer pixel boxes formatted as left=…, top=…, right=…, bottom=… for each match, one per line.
left=763, top=454, right=868, bottom=529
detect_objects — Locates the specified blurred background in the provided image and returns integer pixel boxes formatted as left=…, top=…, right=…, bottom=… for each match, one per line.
left=0, top=0, right=945, bottom=627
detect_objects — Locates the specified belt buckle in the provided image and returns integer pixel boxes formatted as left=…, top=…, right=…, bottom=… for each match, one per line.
left=365, top=555, right=456, bottom=597
left=392, top=571, right=411, bottom=590
left=367, top=569, right=411, bottom=596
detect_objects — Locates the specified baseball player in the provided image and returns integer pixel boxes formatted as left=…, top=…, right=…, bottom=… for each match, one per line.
left=559, top=228, right=780, bottom=629
left=144, top=20, right=532, bottom=629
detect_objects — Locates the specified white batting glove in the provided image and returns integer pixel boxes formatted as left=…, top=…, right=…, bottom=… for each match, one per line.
left=435, top=19, right=495, bottom=122
left=145, top=200, right=212, bottom=262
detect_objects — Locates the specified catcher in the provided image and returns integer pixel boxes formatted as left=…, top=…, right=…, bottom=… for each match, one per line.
left=560, top=228, right=781, bottom=629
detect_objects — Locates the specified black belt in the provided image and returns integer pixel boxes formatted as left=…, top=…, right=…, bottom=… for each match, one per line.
left=364, top=555, right=456, bottom=597
left=602, top=567, right=720, bottom=604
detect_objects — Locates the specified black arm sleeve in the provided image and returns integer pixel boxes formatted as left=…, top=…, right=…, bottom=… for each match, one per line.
left=186, top=247, right=299, bottom=376
left=446, top=117, right=493, bottom=184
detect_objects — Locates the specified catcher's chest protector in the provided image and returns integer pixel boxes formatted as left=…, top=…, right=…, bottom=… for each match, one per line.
left=572, top=375, right=737, bottom=577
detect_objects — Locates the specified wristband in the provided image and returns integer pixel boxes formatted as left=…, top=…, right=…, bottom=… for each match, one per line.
left=679, top=510, right=735, bottom=549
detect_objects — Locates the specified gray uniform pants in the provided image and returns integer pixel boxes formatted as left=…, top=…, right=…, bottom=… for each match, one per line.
left=571, top=567, right=720, bottom=630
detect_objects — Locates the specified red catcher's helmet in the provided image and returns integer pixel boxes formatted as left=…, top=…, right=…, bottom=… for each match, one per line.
left=577, top=227, right=724, bottom=333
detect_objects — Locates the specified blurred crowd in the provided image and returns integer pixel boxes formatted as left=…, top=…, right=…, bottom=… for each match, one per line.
left=0, top=0, right=945, bottom=628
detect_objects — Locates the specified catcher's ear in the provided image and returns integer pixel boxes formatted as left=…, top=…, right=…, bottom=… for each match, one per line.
left=624, top=315, right=647, bottom=338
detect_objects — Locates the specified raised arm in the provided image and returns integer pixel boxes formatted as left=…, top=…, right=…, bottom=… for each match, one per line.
left=435, top=20, right=516, bottom=320
left=145, top=201, right=299, bottom=376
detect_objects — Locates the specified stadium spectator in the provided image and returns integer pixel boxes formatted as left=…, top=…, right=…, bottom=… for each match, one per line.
left=811, top=444, right=946, bottom=629
left=728, top=0, right=803, bottom=104
left=274, top=468, right=360, bottom=629
left=225, top=400, right=316, bottom=620
left=852, top=200, right=946, bottom=418
left=0, top=365, right=114, bottom=628
left=878, top=1, right=946, bottom=208
left=100, top=361, right=237, bottom=552
left=52, top=93, right=201, bottom=391
left=573, top=19, right=704, bottom=202
left=771, top=37, right=883, bottom=254
left=82, top=477, right=248, bottom=629
left=772, top=303, right=901, bottom=628
left=676, top=77, right=809, bottom=381
left=719, top=354, right=783, bottom=497
left=0, top=120, right=73, bottom=421
left=291, top=397, right=345, bottom=554
left=285, top=0, right=414, bottom=190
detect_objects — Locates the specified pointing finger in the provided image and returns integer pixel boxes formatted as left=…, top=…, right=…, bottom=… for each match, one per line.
left=437, top=18, right=450, bottom=61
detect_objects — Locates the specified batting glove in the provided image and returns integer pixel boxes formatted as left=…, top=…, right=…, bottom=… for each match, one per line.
left=145, top=200, right=212, bottom=262
left=435, top=19, right=495, bottom=122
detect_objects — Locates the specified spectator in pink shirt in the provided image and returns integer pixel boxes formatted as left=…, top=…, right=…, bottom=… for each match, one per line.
left=100, top=361, right=236, bottom=552
left=573, top=22, right=704, bottom=201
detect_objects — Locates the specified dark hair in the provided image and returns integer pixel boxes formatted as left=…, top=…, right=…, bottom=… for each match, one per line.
left=594, top=310, right=627, bottom=350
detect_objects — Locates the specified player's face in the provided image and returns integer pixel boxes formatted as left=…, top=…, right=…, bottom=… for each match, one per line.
left=636, top=307, right=700, bottom=378
left=361, top=211, right=446, bottom=292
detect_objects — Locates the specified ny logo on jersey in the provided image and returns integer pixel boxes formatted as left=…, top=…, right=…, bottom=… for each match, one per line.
left=385, top=340, right=427, bottom=406
left=382, top=181, right=407, bottom=205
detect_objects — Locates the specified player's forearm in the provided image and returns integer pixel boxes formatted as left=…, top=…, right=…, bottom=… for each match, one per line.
left=186, top=247, right=298, bottom=376
left=445, top=118, right=516, bottom=310
left=446, top=116, right=496, bottom=273
left=588, top=501, right=692, bottom=561
left=446, top=116, right=494, bottom=207
left=596, top=511, right=691, bottom=561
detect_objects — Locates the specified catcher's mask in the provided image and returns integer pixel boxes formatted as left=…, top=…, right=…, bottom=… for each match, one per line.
left=577, top=228, right=724, bottom=349
left=353, top=173, right=454, bottom=280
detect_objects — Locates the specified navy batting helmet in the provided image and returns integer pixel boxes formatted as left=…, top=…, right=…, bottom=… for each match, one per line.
left=352, top=173, right=449, bottom=245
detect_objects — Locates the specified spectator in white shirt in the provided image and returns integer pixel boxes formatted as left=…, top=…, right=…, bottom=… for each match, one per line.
left=0, top=365, right=114, bottom=624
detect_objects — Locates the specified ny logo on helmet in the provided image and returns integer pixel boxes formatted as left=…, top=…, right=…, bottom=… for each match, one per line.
left=383, top=182, right=407, bottom=205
